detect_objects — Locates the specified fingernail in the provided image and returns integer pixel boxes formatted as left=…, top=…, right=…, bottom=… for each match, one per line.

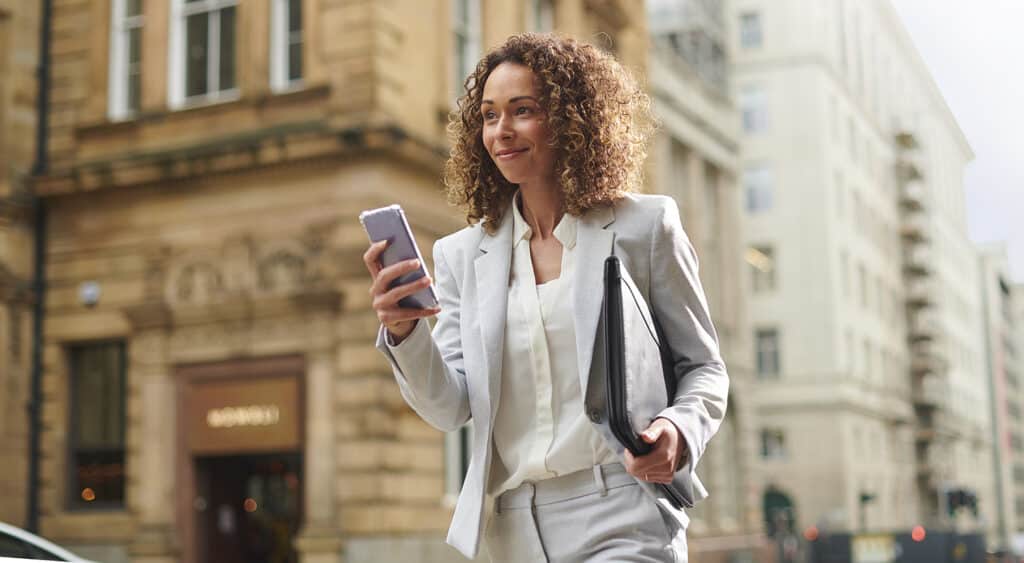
left=410, top=259, right=420, bottom=267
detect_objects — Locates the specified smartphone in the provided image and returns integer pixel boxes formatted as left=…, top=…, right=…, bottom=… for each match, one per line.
left=359, top=204, right=439, bottom=309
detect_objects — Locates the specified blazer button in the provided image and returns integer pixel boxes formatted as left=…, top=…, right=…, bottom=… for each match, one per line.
left=587, top=408, right=602, bottom=423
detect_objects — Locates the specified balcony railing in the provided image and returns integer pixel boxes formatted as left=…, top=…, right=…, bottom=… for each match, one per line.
left=912, top=374, right=947, bottom=409
left=910, top=344, right=947, bottom=375
left=903, top=245, right=933, bottom=277
left=905, top=277, right=936, bottom=309
left=894, top=130, right=920, bottom=150
left=899, top=181, right=927, bottom=213
left=895, top=156, right=923, bottom=183
left=900, top=213, right=931, bottom=244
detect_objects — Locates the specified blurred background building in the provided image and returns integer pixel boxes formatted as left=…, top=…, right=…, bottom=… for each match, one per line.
left=732, top=0, right=993, bottom=547
left=2, top=0, right=768, bottom=562
left=645, top=0, right=766, bottom=561
left=1, top=0, right=1020, bottom=562
left=979, top=245, right=1024, bottom=551
left=0, top=0, right=40, bottom=531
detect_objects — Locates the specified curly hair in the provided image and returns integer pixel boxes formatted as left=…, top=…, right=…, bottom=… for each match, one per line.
left=443, top=33, right=655, bottom=234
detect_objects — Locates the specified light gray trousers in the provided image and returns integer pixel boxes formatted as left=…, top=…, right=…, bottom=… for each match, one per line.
left=483, top=463, right=687, bottom=562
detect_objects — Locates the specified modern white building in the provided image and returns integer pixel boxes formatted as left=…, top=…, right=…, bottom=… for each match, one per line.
left=979, top=245, right=1022, bottom=551
left=730, top=0, right=992, bottom=540
left=1014, top=281, right=1024, bottom=553
left=646, top=1, right=770, bottom=560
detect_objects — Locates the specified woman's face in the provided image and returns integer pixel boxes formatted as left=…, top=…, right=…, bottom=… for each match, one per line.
left=480, top=62, right=557, bottom=187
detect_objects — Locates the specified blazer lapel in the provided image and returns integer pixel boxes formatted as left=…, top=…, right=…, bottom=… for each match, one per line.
left=475, top=212, right=514, bottom=417
left=574, top=205, right=616, bottom=398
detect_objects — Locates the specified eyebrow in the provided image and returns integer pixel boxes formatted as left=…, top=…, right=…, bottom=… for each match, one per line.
left=480, top=95, right=538, bottom=106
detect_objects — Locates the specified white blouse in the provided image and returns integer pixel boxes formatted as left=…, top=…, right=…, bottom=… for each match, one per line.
left=489, top=193, right=617, bottom=495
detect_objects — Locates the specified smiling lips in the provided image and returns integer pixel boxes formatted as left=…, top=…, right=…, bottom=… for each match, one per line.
left=495, top=147, right=528, bottom=159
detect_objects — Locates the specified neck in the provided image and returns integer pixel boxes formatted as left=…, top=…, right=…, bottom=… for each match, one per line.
left=518, top=179, right=564, bottom=240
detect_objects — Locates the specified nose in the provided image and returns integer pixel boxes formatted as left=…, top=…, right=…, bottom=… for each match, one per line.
left=497, top=113, right=514, bottom=140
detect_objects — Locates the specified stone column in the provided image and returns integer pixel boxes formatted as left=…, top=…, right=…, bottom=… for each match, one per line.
left=294, top=290, right=344, bottom=563
left=124, top=303, right=180, bottom=563
left=681, top=148, right=706, bottom=249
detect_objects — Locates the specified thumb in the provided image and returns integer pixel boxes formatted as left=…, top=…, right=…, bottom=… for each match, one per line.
left=642, top=425, right=663, bottom=444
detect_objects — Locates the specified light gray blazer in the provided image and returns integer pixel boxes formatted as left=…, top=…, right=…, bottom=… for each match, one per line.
left=375, top=193, right=729, bottom=559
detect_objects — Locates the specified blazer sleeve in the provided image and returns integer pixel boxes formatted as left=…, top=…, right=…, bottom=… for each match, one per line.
left=648, top=199, right=729, bottom=473
left=374, top=239, right=472, bottom=432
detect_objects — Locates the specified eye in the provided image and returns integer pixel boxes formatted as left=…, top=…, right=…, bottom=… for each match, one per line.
left=482, top=110, right=497, bottom=121
left=515, top=106, right=533, bottom=115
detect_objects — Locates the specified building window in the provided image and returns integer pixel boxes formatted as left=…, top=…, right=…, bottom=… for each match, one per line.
left=858, top=263, right=868, bottom=308
left=740, top=86, right=768, bottom=133
left=169, top=0, right=238, bottom=108
left=270, top=0, right=303, bottom=91
left=760, top=428, right=786, bottom=459
left=739, top=11, right=762, bottom=48
left=834, top=171, right=844, bottom=218
left=744, top=164, right=773, bottom=212
left=840, top=250, right=849, bottom=297
left=756, top=328, right=780, bottom=378
left=747, top=245, right=776, bottom=292
left=444, top=422, right=473, bottom=504
left=68, top=342, right=126, bottom=509
left=527, top=0, right=554, bottom=32
left=108, top=0, right=143, bottom=120
left=846, top=329, right=855, bottom=373
left=452, top=0, right=481, bottom=101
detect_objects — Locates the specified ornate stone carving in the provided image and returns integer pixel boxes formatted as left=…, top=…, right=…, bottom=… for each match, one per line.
left=164, top=221, right=347, bottom=307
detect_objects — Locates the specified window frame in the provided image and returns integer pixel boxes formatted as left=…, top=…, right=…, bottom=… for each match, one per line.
left=760, top=428, right=786, bottom=460
left=755, top=327, right=780, bottom=378
left=66, top=340, right=128, bottom=511
left=108, top=0, right=144, bottom=121
left=451, top=0, right=481, bottom=103
left=739, top=85, right=768, bottom=133
left=270, top=0, right=303, bottom=92
left=744, top=164, right=773, bottom=213
left=739, top=11, right=762, bottom=49
left=168, top=0, right=240, bottom=109
left=747, top=245, right=776, bottom=293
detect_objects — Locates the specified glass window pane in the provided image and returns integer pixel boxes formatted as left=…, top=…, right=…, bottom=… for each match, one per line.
left=289, top=0, right=302, bottom=33
left=128, top=71, right=141, bottom=113
left=219, top=6, right=236, bottom=90
left=186, top=13, right=209, bottom=97
left=74, top=450, right=126, bottom=506
left=70, top=342, right=126, bottom=509
left=128, top=27, right=141, bottom=65
left=288, top=43, right=302, bottom=81
left=72, top=344, right=124, bottom=447
left=126, top=0, right=142, bottom=17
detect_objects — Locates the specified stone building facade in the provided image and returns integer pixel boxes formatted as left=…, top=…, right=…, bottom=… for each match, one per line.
left=14, top=1, right=729, bottom=563
left=0, top=0, right=40, bottom=530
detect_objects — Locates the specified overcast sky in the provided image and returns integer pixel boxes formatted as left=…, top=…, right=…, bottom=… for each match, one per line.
left=890, top=1, right=1024, bottom=282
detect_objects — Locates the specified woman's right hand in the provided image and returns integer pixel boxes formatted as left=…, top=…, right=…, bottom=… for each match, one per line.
left=363, top=240, right=441, bottom=344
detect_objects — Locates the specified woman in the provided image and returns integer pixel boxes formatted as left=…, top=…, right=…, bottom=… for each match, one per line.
left=363, top=33, right=728, bottom=562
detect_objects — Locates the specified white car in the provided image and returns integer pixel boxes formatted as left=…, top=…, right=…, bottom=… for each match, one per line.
left=0, top=522, right=97, bottom=562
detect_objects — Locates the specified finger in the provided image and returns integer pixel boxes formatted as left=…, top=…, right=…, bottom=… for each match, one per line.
left=362, top=240, right=388, bottom=276
left=641, top=426, right=663, bottom=444
left=377, top=275, right=434, bottom=309
left=371, top=258, right=423, bottom=296
left=380, top=306, right=441, bottom=324
left=623, top=449, right=636, bottom=467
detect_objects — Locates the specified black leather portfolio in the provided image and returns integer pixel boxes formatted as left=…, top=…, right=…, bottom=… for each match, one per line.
left=603, top=254, right=688, bottom=508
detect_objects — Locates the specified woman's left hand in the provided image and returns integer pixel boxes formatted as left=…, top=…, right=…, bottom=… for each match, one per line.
left=623, top=418, right=688, bottom=485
